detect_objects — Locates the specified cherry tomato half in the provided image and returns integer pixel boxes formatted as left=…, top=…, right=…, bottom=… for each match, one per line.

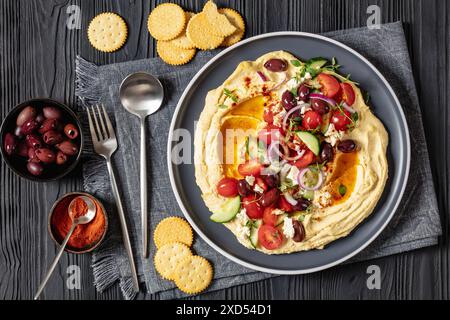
left=242, top=194, right=264, bottom=219
left=258, top=224, right=284, bottom=250
left=238, top=160, right=264, bottom=177
left=331, top=109, right=352, bottom=131
left=340, top=83, right=356, bottom=106
left=216, top=177, right=239, bottom=197
left=263, top=207, right=278, bottom=226
left=302, top=110, right=322, bottom=130
left=293, top=149, right=314, bottom=169
left=317, top=73, right=340, bottom=98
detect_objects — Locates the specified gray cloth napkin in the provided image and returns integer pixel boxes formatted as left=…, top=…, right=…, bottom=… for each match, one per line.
left=75, top=21, right=441, bottom=300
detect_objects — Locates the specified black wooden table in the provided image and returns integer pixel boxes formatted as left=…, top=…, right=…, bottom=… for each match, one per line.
left=0, top=0, right=448, bottom=300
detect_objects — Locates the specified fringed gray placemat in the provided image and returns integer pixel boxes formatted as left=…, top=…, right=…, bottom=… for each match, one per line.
left=75, top=22, right=441, bottom=300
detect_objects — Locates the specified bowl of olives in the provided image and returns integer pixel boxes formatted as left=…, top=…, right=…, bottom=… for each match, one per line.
left=0, top=98, right=83, bottom=181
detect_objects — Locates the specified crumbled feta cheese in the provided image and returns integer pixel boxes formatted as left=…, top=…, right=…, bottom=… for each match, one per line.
left=273, top=209, right=285, bottom=216
left=304, top=72, right=312, bottom=80
left=245, top=175, right=255, bottom=186
left=273, top=109, right=286, bottom=127
left=236, top=224, right=251, bottom=242
left=324, top=123, right=344, bottom=146
left=316, top=191, right=332, bottom=208
left=286, top=77, right=299, bottom=90
left=282, top=217, right=295, bottom=239
left=254, top=183, right=264, bottom=194
left=286, top=166, right=300, bottom=186
left=236, top=208, right=249, bottom=223
left=272, top=103, right=283, bottom=113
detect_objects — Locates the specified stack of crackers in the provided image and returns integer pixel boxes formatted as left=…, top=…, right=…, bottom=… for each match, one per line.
left=153, top=216, right=213, bottom=294
left=148, top=1, right=245, bottom=65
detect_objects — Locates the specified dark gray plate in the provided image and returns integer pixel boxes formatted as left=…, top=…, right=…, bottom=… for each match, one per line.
left=167, top=32, right=410, bottom=274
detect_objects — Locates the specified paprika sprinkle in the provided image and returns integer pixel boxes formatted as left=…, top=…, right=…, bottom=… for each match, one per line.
left=50, top=194, right=107, bottom=251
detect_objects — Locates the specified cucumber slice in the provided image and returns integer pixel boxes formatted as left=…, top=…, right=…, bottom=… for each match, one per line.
left=306, top=57, right=328, bottom=75
left=210, top=196, right=241, bottom=223
left=249, top=220, right=262, bottom=248
left=296, top=131, right=320, bottom=155
left=275, top=214, right=286, bottom=227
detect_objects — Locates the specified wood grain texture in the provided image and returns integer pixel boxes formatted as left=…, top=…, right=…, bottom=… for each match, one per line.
left=0, top=0, right=448, bottom=300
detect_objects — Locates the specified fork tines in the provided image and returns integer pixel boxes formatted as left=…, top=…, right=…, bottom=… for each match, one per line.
left=86, top=104, right=115, bottom=142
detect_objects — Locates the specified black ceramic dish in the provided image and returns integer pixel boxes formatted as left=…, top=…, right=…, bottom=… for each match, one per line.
left=168, top=32, right=410, bottom=274
left=0, top=98, right=83, bottom=182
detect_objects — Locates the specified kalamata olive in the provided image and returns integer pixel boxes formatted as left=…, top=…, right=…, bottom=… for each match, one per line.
left=264, top=59, right=288, bottom=72
left=27, top=162, right=44, bottom=176
left=259, top=188, right=280, bottom=207
left=297, top=84, right=310, bottom=102
left=21, top=119, right=39, bottom=135
left=17, top=141, right=28, bottom=157
left=310, top=98, right=330, bottom=115
left=28, top=148, right=40, bottom=163
left=320, top=142, right=333, bottom=162
left=56, top=140, right=78, bottom=156
left=263, top=174, right=280, bottom=188
left=43, top=130, right=63, bottom=145
left=292, top=220, right=305, bottom=242
left=281, top=90, right=297, bottom=111
left=3, top=133, right=17, bottom=155
left=64, top=123, right=79, bottom=139
left=337, top=139, right=356, bottom=153
left=25, top=134, right=43, bottom=149
left=16, top=106, right=36, bottom=126
left=43, top=106, right=62, bottom=120
left=14, top=126, right=23, bottom=138
left=35, top=148, right=56, bottom=163
left=35, top=113, right=45, bottom=124
left=293, top=198, right=311, bottom=211
left=237, top=179, right=252, bottom=197
left=56, top=151, right=68, bottom=165
left=38, top=118, right=61, bottom=134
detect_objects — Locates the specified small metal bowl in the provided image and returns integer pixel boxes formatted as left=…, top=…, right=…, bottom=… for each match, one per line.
left=48, top=192, right=108, bottom=254
left=0, top=98, right=83, bottom=182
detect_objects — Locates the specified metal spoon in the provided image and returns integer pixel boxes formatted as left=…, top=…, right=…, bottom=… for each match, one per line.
left=119, top=72, right=164, bottom=258
left=34, top=196, right=97, bottom=300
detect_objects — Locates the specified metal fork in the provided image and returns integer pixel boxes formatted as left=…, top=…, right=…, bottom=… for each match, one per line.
left=86, top=104, right=139, bottom=292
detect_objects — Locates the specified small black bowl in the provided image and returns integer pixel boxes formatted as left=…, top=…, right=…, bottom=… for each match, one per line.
left=0, top=98, right=83, bottom=182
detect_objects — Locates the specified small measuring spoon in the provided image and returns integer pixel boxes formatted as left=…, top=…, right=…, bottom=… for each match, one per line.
left=34, top=196, right=96, bottom=300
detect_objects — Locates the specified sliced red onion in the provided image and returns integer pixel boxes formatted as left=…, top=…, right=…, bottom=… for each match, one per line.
left=298, top=167, right=324, bottom=191
left=309, top=93, right=337, bottom=106
left=282, top=105, right=302, bottom=131
left=342, top=102, right=356, bottom=113
left=284, top=148, right=305, bottom=161
left=257, top=71, right=268, bottom=82
left=283, top=192, right=298, bottom=206
left=269, top=72, right=287, bottom=91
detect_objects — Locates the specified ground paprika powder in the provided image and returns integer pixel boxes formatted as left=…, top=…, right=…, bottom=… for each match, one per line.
left=51, top=194, right=106, bottom=250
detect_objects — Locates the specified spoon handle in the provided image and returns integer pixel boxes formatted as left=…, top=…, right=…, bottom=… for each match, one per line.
left=34, top=223, right=77, bottom=300
left=140, top=117, right=149, bottom=258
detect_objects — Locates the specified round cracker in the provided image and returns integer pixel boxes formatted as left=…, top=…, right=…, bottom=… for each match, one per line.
left=219, top=8, right=245, bottom=47
left=170, top=12, right=196, bottom=49
left=202, top=1, right=236, bottom=37
left=154, top=216, right=194, bottom=249
left=87, top=13, right=128, bottom=52
left=174, top=256, right=213, bottom=294
left=148, top=3, right=186, bottom=41
left=157, top=41, right=196, bottom=65
left=186, top=13, right=224, bottom=50
left=154, top=242, right=192, bottom=280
